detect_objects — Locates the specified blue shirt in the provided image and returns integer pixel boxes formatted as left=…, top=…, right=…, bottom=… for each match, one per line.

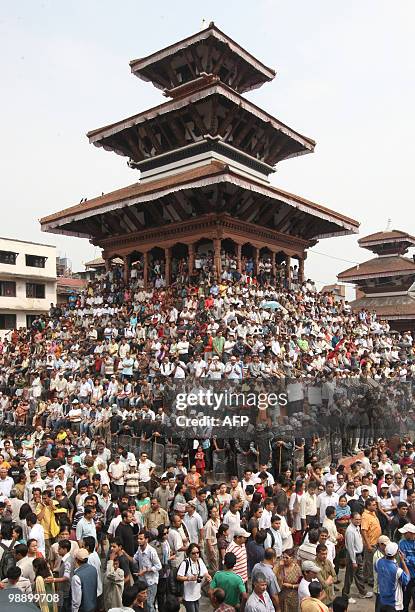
left=375, top=557, right=408, bottom=610
left=399, top=539, right=415, bottom=578
left=134, top=544, right=162, bottom=586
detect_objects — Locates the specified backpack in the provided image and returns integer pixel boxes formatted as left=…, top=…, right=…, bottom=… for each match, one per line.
left=0, top=541, right=16, bottom=579
left=169, top=559, right=190, bottom=597
left=266, top=528, right=275, bottom=548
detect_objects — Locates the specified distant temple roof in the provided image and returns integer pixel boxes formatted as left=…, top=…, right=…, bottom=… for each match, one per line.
left=359, top=230, right=415, bottom=247
left=84, top=256, right=105, bottom=268
left=338, top=255, right=415, bottom=281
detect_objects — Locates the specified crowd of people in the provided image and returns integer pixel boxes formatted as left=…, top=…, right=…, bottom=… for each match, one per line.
left=128, top=249, right=298, bottom=288
left=0, top=258, right=414, bottom=611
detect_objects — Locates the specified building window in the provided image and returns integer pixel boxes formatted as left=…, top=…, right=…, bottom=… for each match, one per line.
left=0, top=281, right=16, bottom=297
left=0, top=251, right=18, bottom=265
left=0, top=314, right=16, bottom=330
left=26, top=314, right=38, bottom=328
left=25, top=254, right=47, bottom=268
left=26, top=283, right=45, bottom=299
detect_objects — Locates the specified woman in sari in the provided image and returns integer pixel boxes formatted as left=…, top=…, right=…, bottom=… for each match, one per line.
left=185, top=465, right=202, bottom=493
left=275, top=549, right=302, bottom=612
left=33, top=557, right=58, bottom=612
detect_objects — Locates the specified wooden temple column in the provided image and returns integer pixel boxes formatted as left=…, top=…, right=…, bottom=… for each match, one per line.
left=285, top=254, right=291, bottom=289
left=104, top=257, right=110, bottom=273
left=271, top=251, right=276, bottom=281
left=143, top=251, right=149, bottom=288
left=298, top=256, right=305, bottom=284
left=213, top=238, right=222, bottom=280
left=236, top=243, right=242, bottom=273
left=253, top=246, right=260, bottom=278
left=188, top=242, right=195, bottom=276
left=164, top=247, right=171, bottom=285
left=123, top=255, right=129, bottom=284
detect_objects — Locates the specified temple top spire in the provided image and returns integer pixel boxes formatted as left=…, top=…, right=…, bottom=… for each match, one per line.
left=129, top=22, right=276, bottom=97
left=358, top=229, right=415, bottom=256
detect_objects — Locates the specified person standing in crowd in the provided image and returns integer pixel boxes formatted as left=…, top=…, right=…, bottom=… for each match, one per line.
left=103, top=546, right=125, bottom=611
left=134, top=531, right=162, bottom=612
left=361, top=498, right=382, bottom=589
left=71, top=548, right=98, bottom=612
left=251, top=548, right=281, bottom=609
left=209, top=552, right=247, bottom=610
left=275, top=548, right=302, bottom=612
left=115, top=510, right=136, bottom=558
left=43, top=538, right=73, bottom=612
left=398, top=523, right=415, bottom=611
left=83, top=536, right=103, bottom=610
left=177, top=542, right=211, bottom=612
left=226, top=527, right=250, bottom=586
left=376, top=542, right=410, bottom=612
left=245, top=571, right=276, bottom=612
left=26, top=512, right=46, bottom=557
left=300, top=581, right=329, bottom=612
left=342, top=512, right=373, bottom=603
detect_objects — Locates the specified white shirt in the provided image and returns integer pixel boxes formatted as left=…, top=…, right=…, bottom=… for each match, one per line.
left=298, top=578, right=319, bottom=604
left=28, top=523, right=45, bottom=556
left=183, top=511, right=203, bottom=544
left=138, top=459, right=156, bottom=483
left=107, top=515, right=122, bottom=538
left=177, top=557, right=208, bottom=601
left=0, top=476, right=14, bottom=497
left=223, top=510, right=241, bottom=541
left=259, top=508, right=273, bottom=530
left=88, top=550, right=103, bottom=596
left=108, top=461, right=126, bottom=485
left=317, top=492, right=339, bottom=524
left=254, top=471, right=275, bottom=486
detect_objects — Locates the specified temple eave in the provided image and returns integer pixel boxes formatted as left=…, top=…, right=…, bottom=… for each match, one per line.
left=40, top=165, right=359, bottom=242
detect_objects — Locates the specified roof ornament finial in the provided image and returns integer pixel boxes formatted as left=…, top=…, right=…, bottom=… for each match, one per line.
left=200, top=18, right=214, bottom=30
left=385, top=218, right=392, bottom=232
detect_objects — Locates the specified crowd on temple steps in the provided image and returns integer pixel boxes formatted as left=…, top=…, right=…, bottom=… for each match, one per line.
left=0, top=252, right=414, bottom=612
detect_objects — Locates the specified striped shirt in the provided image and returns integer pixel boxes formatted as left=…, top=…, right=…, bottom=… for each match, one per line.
left=226, top=541, right=248, bottom=583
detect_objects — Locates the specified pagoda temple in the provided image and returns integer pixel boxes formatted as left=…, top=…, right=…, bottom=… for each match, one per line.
left=338, top=229, right=415, bottom=331
left=40, top=23, right=359, bottom=285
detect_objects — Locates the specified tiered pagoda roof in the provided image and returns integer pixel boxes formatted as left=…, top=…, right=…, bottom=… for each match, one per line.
left=338, top=227, right=415, bottom=325
left=129, top=23, right=276, bottom=94
left=41, top=23, right=358, bottom=267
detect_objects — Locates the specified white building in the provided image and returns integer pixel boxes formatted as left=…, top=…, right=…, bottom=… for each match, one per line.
left=0, top=237, right=56, bottom=337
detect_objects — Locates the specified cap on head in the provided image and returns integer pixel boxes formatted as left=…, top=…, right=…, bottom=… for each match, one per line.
left=399, top=523, right=415, bottom=534
left=302, top=561, right=321, bottom=573
left=385, top=542, right=398, bottom=557
left=233, top=527, right=250, bottom=538
left=75, top=549, right=89, bottom=561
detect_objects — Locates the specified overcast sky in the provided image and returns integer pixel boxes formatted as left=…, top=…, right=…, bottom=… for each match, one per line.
left=2, top=0, right=415, bottom=288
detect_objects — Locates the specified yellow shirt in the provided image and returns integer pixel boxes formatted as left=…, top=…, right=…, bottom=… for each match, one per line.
left=36, top=503, right=54, bottom=539
left=301, top=597, right=329, bottom=612
left=361, top=510, right=382, bottom=547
